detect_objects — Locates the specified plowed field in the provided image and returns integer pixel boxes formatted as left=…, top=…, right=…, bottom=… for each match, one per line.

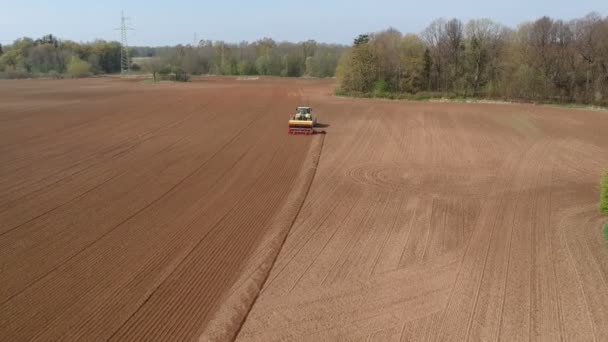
left=1, top=77, right=607, bottom=341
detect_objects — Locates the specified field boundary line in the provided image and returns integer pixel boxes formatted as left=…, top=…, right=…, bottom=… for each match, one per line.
left=201, top=134, right=325, bottom=341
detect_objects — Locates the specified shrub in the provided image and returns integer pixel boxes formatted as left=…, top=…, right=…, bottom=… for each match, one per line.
left=237, top=60, right=257, bottom=75
left=0, top=70, right=31, bottom=79
left=47, top=70, right=62, bottom=79
left=373, top=80, right=391, bottom=97
left=334, top=88, right=347, bottom=97
left=156, top=65, right=190, bottom=82
left=601, top=172, right=608, bottom=214
left=66, top=56, right=92, bottom=78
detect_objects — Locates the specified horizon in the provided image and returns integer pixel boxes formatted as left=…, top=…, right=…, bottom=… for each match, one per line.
left=1, top=0, right=607, bottom=46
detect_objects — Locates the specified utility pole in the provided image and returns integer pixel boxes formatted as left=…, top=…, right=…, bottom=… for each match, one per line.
left=116, top=11, right=134, bottom=76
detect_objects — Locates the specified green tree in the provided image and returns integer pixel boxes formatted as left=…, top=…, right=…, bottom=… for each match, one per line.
left=35, top=34, right=60, bottom=48
left=237, top=60, right=256, bottom=75
left=423, top=48, right=433, bottom=90
left=337, top=38, right=378, bottom=92
left=354, top=34, right=370, bottom=46
left=306, top=50, right=341, bottom=77
left=302, top=40, right=317, bottom=58
left=90, top=41, right=121, bottom=73
left=372, top=28, right=402, bottom=90
left=254, top=38, right=276, bottom=58
left=0, top=49, right=21, bottom=71
left=399, top=34, right=426, bottom=93
left=3, top=38, right=35, bottom=71
left=66, top=56, right=92, bottom=78
left=255, top=55, right=270, bottom=75
left=283, top=53, right=304, bottom=77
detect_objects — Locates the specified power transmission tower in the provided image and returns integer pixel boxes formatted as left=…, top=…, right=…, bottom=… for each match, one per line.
left=116, top=11, right=134, bottom=76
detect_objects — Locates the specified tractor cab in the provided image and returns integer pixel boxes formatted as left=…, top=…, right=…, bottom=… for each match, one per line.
left=295, top=107, right=313, bottom=121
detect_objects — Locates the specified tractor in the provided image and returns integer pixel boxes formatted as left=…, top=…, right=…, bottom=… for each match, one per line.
left=288, top=107, right=317, bottom=134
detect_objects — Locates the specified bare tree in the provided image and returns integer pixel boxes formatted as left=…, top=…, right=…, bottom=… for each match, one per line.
left=141, top=57, right=163, bottom=81
left=465, top=19, right=511, bottom=95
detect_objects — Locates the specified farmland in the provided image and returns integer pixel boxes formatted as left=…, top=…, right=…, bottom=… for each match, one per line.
left=1, top=77, right=608, bottom=341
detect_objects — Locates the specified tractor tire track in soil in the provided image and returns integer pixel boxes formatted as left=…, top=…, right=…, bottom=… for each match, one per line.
left=1, top=77, right=608, bottom=341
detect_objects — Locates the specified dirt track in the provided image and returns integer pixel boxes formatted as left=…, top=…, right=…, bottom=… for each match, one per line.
left=1, top=77, right=608, bottom=341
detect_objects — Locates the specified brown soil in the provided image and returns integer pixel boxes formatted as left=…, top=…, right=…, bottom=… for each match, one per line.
left=0, top=77, right=316, bottom=341
left=1, top=77, right=607, bottom=341
left=236, top=81, right=608, bottom=341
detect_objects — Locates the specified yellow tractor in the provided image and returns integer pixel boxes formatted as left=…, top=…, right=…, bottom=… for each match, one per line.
left=288, top=107, right=316, bottom=135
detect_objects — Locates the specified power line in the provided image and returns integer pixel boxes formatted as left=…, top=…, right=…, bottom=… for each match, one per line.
left=115, top=10, right=134, bottom=76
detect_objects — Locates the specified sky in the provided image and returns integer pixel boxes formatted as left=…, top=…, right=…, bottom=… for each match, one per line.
left=1, top=0, right=607, bottom=46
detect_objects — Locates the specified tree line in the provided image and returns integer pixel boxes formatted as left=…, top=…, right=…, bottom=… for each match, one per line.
left=0, top=35, right=122, bottom=78
left=136, top=38, right=345, bottom=80
left=337, top=13, right=608, bottom=106
left=0, top=35, right=346, bottom=79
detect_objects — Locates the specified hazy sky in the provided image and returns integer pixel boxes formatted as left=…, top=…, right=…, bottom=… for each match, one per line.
left=2, top=0, right=607, bottom=46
